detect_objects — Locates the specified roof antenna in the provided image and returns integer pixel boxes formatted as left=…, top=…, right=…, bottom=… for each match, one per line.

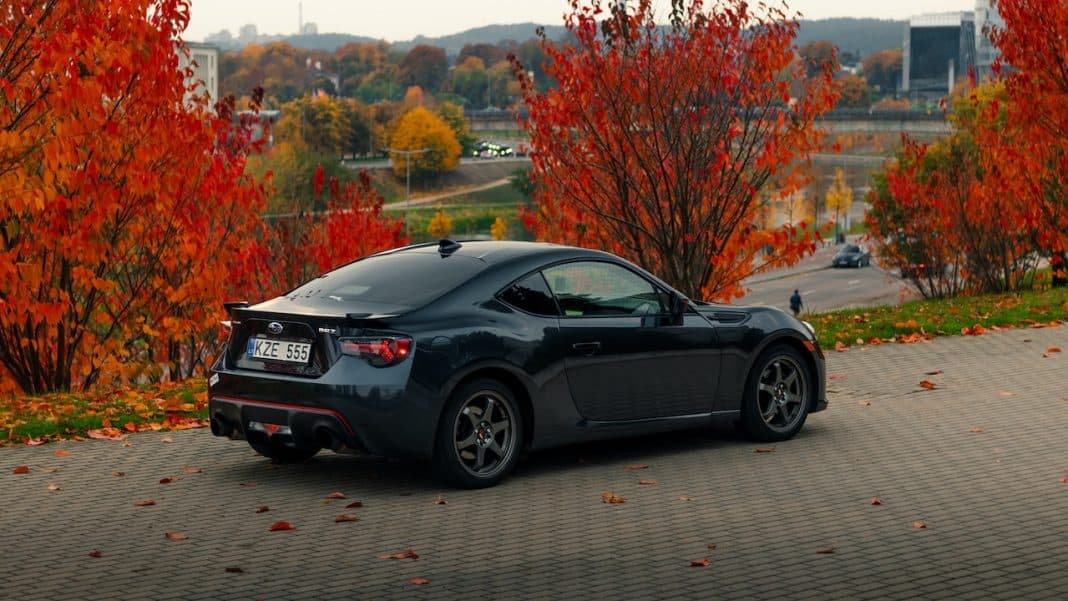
left=438, top=239, right=462, bottom=256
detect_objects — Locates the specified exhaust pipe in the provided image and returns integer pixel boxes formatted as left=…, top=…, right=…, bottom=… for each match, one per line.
left=315, top=426, right=344, bottom=451
left=210, top=415, right=233, bottom=438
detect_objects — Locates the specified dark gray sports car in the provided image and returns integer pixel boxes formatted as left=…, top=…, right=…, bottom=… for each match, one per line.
left=208, top=240, right=826, bottom=487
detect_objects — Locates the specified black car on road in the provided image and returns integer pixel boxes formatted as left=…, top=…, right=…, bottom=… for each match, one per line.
left=209, top=240, right=827, bottom=487
left=832, top=243, right=871, bottom=268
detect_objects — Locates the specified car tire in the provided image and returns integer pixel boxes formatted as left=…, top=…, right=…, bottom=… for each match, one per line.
left=740, top=345, right=812, bottom=442
left=434, top=378, right=524, bottom=489
left=248, top=440, right=320, bottom=463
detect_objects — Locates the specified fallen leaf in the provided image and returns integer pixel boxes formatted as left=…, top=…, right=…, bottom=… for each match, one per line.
left=325, top=491, right=346, bottom=499
left=161, top=437, right=173, bottom=443
left=164, top=532, right=189, bottom=540
left=919, top=380, right=936, bottom=390
left=380, top=548, right=419, bottom=560
left=1047, top=346, right=1062, bottom=354
left=26, top=437, right=47, bottom=446
left=112, top=471, right=125, bottom=477
left=88, top=551, right=102, bottom=558
left=345, top=501, right=364, bottom=509
left=829, top=374, right=846, bottom=381
left=815, top=548, right=835, bottom=554
left=601, top=491, right=626, bottom=504
left=182, top=466, right=202, bottom=474
left=969, top=427, right=985, bottom=433
left=690, top=558, right=711, bottom=567
left=912, top=521, right=928, bottom=529
left=1059, top=475, right=1068, bottom=484
left=269, top=521, right=296, bottom=531
left=623, top=464, right=649, bottom=470
left=123, top=422, right=137, bottom=433
left=44, top=467, right=59, bottom=473
left=225, top=567, right=244, bottom=573
left=638, top=479, right=658, bottom=485
left=434, top=495, right=447, bottom=505
left=48, top=483, right=60, bottom=491
left=334, top=514, right=360, bottom=523
left=86, top=428, right=125, bottom=440
left=1000, top=391, right=1015, bottom=397
left=679, top=496, right=694, bottom=502
left=410, top=578, right=430, bottom=585
left=159, top=477, right=178, bottom=484
left=54, top=450, right=70, bottom=457
left=858, top=400, right=872, bottom=407
left=754, top=447, right=775, bottom=453
left=132, top=500, right=156, bottom=507
left=13, top=465, right=29, bottom=474
left=871, top=496, right=883, bottom=505
left=834, top=341, right=847, bottom=352
left=924, top=369, right=944, bottom=375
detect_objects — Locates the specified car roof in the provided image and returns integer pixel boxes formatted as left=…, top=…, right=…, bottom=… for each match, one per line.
left=377, top=240, right=611, bottom=265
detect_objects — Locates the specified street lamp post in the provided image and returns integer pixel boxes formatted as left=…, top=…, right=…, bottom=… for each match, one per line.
left=385, top=148, right=431, bottom=238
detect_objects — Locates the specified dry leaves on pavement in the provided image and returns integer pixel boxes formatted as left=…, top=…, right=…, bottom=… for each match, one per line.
left=345, top=501, right=364, bottom=509
left=13, top=465, right=29, bottom=474
left=269, top=521, right=296, bottom=532
left=815, top=548, right=835, bottom=554
left=132, top=500, right=156, bottom=507
left=690, top=558, right=711, bottom=567
left=912, top=521, right=928, bottom=529
left=164, top=532, right=189, bottom=540
left=871, top=497, right=883, bottom=505
left=380, top=548, right=419, bottom=560
left=334, top=514, right=360, bottom=523
left=601, top=491, right=626, bottom=504
left=638, top=480, right=658, bottom=485
left=434, top=495, right=447, bottom=505
left=410, top=578, right=429, bottom=585
left=919, top=380, right=936, bottom=390
left=325, top=491, right=346, bottom=499
left=623, top=464, right=649, bottom=470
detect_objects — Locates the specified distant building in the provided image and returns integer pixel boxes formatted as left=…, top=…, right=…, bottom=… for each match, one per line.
left=902, top=12, right=976, bottom=99
left=301, top=22, right=318, bottom=36
left=204, top=29, right=234, bottom=47
left=238, top=23, right=258, bottom=45
left=176, top=42, right=219, bottom=105
left=974, top=0, right=1005, bottom=79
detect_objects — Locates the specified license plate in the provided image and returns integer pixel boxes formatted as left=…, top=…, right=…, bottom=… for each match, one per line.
left=247, top=337, right=311, bottom=364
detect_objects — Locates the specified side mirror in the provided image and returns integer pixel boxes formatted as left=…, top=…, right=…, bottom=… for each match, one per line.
left=669, top=294, right=688, bottom=325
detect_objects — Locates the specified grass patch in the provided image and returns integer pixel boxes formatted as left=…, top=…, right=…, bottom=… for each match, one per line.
left=1, top=379, right=207, bottom=445
left=808, top=286, right=1068, bottom=348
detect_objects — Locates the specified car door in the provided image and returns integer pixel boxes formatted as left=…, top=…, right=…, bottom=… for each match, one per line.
left=543, top=260, right=720, bottom=422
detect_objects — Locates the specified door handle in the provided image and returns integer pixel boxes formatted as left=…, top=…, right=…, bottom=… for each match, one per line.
left=572, top=341, right=601, bottom=355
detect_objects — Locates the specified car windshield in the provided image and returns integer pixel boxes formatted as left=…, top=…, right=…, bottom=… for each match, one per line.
left=280, top=251, right=486, bottom=313
left=841, top=244, right=860, bottom=253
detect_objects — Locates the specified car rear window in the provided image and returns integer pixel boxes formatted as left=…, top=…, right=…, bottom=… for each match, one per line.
left=282, top=251, right=485, bottom=313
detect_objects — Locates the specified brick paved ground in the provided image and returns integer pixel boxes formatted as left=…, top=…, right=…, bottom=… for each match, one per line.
left=2, top=327, right=1066, bottom=600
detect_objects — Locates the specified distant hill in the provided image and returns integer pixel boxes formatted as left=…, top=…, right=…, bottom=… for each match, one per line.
left=238, top=18, right=905, bottom=59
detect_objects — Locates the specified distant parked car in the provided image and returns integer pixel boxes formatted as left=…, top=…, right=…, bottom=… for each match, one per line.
left=832, top=244, right=871, bottom=268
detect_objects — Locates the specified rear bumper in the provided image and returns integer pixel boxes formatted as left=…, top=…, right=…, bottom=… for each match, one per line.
left=209, top=396, right=368, bottom=453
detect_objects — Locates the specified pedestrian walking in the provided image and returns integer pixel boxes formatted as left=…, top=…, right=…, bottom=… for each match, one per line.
left=789, top=289, right=803, bottom=317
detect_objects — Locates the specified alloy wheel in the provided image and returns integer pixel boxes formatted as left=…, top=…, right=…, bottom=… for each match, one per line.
left=452, top=391, right=517, bottom=479
left=756, top=355, right=807, bottom=433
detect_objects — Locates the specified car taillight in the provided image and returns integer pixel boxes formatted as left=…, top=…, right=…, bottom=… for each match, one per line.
left=338, top=336, right=412, bottom=367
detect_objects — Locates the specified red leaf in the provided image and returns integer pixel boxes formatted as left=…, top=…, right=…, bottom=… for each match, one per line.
left=870, top=496, right=883, bottom=505
left=623, top=464, right=649, bottom=470
left=164, top=532, right=189, bottom=540
left=754, top=447, right=775, bottom=453
left=256, top=506, right=270, bottom=513
left=345, top=501, right=364, bottom=509
left=25, top=438, right=47, bottom=446
left=815, top=548, right=835, bottom=554
left=325, top=491, right=346, bottom=499
left=1046, top=346, right=1061, bottom=354
left=13, top=465, right=29, bottom=474
left=601, top=491, right=626, bottom=504
left=690, top=558, right=711, bottom=567
left=159, top=477, right=177, bottom=484
left=123, top=422, right=137, bottom=432
left=912, top=521, right=928, bottom=529
left=54, top=449, right=70, bottom=457
left=1059, top=475, right=1068, bottom=484
left=132, top=500, right=156, bottom=507
left=919, top=380, right=936, bottom=390
left=380, top=548, right=419, bottom=560
left=87, top=428, right=125, bottom=440
left=88, top=551, right=102, bottom=558
left=828, top=374, right=847, bottom=381
left=334, top=514, right=360, bottom=523
left=410, top=577, right=430, bottom=585
left=834, top=341, right=847, bottom=352
left=269, top=521, right=296, bottom=531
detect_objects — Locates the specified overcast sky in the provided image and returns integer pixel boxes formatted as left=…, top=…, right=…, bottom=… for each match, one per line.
left=184, top=1, right=981, bottom=42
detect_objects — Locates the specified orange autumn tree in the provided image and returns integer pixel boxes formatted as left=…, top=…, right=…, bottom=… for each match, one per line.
left=510, top=0, right=837, bottom=300
left=0, top=0, right=267, bottom=393
left=984, top=0, right=1068, bottom=284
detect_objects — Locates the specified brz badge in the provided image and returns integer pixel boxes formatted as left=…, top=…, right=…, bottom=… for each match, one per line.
left=267, top=321, right=283, bottom=335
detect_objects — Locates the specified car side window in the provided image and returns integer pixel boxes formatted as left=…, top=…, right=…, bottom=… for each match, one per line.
left=543, top=261, right=663, bottom=317
left=498, top=272, right=560, bottom=316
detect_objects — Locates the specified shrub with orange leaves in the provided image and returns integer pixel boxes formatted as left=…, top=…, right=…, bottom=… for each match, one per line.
left=510, top=0, right=838, bottom=300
